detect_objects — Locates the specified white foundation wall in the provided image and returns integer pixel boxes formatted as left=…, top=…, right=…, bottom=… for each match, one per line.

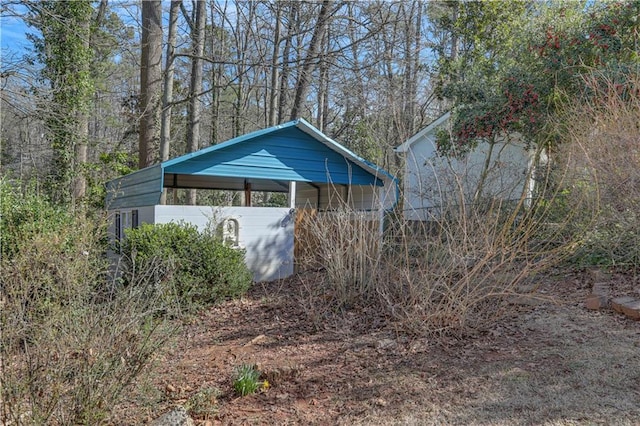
left=153, top=205, right=294, bottom=282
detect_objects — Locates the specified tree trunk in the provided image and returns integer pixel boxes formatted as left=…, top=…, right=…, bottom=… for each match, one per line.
left=289, top=0, right=331, bottom=121
left=138, top=0, right=163, bottom=169
left=186, top=0, right=207, bottom=206
left=160, top=1, right=181, bottom=163
left=474, top=136, right=498, bottom=204
left=160, top=0, right=181, bottom=205
left=277, top=2, right=297, bottom=123
left=72, top=113, right=89, bottom=202
left=72, top=15, right=91, bottom=203
left=268, top=2, right=282, bottom=127
left=209, top=0, right=222, bottom=144
left=403, top=1, right=422, bottom=138
left=451, top=2, right=459, bottom=61
left=346, top=2, right=366, bottom=125
left=316, top=26, right=329, bottom=131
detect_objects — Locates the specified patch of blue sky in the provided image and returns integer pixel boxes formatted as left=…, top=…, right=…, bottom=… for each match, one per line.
left=1, top=13, right=33, bottom=55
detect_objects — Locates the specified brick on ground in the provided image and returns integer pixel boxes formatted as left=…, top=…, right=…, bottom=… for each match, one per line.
left=610, top=296, right=640, bottom=320
left=585, top=282, right=611, bottom=310
left=585, top=293, right=609, bottom=310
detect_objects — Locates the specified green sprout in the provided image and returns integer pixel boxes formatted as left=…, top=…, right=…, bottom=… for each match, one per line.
left=232, top=364, right=261, bottom=396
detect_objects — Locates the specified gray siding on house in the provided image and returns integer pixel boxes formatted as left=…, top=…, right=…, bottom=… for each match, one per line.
left=294, top=183, right=382, bottom=211
left=106, top=205, right=155, bottom=244
left=105, top=165, right=163, bottom=210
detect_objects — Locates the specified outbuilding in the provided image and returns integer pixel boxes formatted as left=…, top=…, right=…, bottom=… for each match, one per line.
left=394, top=112, right=537, bottom=221
left=106, top=119, right=398, bottom=281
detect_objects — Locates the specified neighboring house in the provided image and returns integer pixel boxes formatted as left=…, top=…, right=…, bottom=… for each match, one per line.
left=106, top=118, right=398, bottom=281
left=394, top=112, right=536, bottom=221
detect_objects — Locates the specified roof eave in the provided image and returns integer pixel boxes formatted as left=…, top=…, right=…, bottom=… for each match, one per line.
left=294, top=118, right=396, bottom=185
left=394, top=111, right=451, bottom=153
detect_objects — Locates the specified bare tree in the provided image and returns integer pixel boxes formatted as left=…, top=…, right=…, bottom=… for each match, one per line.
left=72, top=15, right=91, bottom=202
left=159, top=1, right=181, bottom=205
left=187, top=0, right=207, bottom=205
left=289, top=0, right=332, bottom=121
left=267, top=2, right=282, bottom=127
left=277, top=1, right=297, bottom=124
left=315, top=11, right=330, bottom=132
left=160, top=1, right=181, bottom=164
left=138, top=0, right=163, bottom=169
left=208, top=0, right=223, bottom=144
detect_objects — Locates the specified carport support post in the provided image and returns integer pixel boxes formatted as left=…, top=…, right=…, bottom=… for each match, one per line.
left=288, top=181, right=296, bottom=209
left=243, top=180, right=251, bottom=207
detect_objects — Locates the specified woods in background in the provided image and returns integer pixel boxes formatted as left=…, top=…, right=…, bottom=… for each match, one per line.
left=1, top=0, right=638, bottom=207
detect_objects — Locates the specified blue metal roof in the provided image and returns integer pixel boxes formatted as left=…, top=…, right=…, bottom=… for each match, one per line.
left=105, top=119, right=398, bottom=210
left=162, top=119, right=390, bottom=186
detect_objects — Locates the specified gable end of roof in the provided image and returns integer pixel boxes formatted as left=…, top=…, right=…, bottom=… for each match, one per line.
left=394, top=111, right=451, bottom=153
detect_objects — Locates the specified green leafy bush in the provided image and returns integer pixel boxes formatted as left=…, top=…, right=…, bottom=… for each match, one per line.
left=121, top=222, right=253, bottom=308
left=0, top=178, right=76, bottom=260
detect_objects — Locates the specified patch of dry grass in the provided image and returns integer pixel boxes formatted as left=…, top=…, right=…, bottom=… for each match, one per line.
left=336, top=301, right=640, bottom=426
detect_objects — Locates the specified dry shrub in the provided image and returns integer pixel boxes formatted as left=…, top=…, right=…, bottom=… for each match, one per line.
left=0, top=211, right=176, bottom=424
left=297, top=208, right=383, bottom=309
left=296, top=74, right=640, bottom=337
left=297, top=159, right=580, bottom=339
left=553, top=72, right=640, bottom=270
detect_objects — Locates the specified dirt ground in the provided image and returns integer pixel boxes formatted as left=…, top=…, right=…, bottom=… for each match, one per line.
left=117, top=271, right=640, bottom=426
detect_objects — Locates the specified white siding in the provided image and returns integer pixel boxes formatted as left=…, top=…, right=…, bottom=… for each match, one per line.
left=154, top=205, right=294, bottom=282
left=402, top=131, right=532, bottom=221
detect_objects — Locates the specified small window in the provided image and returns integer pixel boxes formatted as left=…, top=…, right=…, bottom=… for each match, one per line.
left=115, top=212, right=121, bottom=244
left=114, top=211, right=136, bottom=251
left=121, top=211, right=131, bottom=238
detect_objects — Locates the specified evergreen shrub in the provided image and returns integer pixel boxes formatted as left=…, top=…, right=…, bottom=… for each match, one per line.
left=122, top=222, right=253, bottom=308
